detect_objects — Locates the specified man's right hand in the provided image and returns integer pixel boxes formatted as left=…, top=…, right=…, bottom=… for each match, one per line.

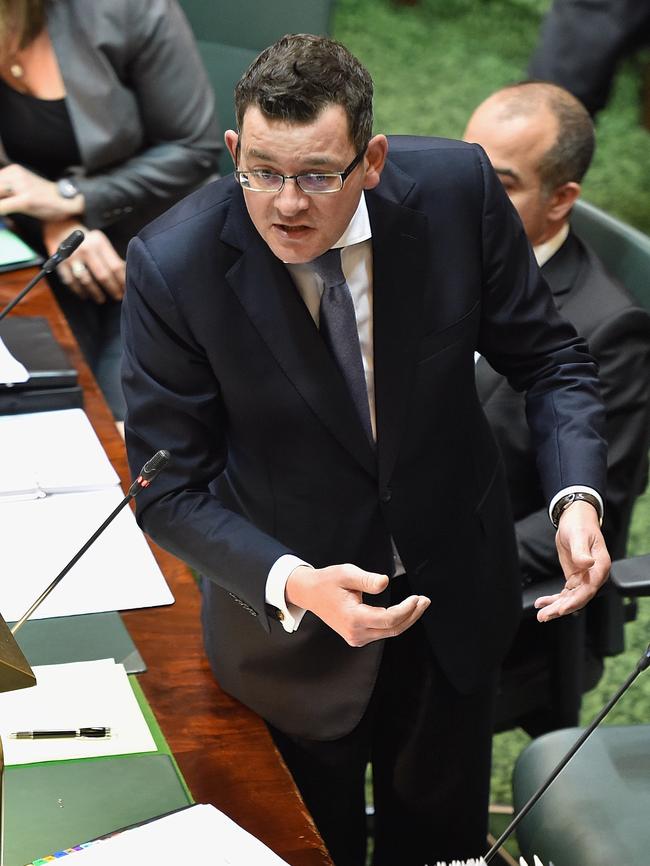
left=285, top=563, right=430, bottom=647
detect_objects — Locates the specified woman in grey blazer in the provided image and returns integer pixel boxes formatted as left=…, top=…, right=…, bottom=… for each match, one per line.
left=0, top=0, right=221, bottom=417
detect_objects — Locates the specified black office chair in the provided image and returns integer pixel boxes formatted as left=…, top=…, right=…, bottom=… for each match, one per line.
left=511, top=561, right=650, bottom=866
left=178, top=0, right=336, bottom=175
left=494, top=200, right=650, bottom=736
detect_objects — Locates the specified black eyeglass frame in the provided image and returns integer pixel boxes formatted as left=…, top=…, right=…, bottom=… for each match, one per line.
left=234, top=147, right=367, bottom=195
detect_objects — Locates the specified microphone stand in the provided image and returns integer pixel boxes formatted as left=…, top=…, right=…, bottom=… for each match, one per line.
left=484, top=642, right=650, bottom=863
left=10, top=449, right=170, bottom=636
left=0, top=449, right=169, bottom=865
left=0, top=229, right=84, bottom=322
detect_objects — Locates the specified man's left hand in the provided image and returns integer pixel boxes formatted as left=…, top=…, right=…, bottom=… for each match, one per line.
left=534, top=500, right=611, bottom=622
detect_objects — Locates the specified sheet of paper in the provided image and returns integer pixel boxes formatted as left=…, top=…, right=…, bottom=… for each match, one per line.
left=0, top=659, right=156, bottom=765
left=45, top=803, right=290, bottom=865
left=0, top=336, right=29, bottom=385
left=0, top=409, right=119, bottom=497
left=0, top=487, right=174, bottom=621
left=0, top=225, right=38, bottom=268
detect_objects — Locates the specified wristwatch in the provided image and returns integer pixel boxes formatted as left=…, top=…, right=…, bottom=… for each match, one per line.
left=551, top=491, right=603, bottom=528
left=57, top=177, right=80, bottom=199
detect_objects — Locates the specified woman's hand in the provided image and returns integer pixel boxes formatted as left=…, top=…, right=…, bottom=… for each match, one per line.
left=0, top=164, right=84, bottom=220
left=43, top=220, right=126, bottom=303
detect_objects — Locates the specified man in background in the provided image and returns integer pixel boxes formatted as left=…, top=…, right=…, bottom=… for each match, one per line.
left=527, top=0, right=650, bottom=117
left=465, top=82, right=650, bottom=732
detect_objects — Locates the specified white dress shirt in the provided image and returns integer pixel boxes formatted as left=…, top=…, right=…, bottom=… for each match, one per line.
left=266, top=196, right=376, bottom=632
left=267, top=216, right=601, bottom=632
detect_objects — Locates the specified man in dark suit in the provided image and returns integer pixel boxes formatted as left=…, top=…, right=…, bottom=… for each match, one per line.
left=122, top=37, right=611, bottom=866
left=465, top=82, right=650, bottom=733
left=527, top=0, right=650, bottom=116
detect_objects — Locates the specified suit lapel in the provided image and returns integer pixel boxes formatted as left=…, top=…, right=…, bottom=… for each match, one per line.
left=368, top=191, right=429, bottom=486
left=222, top=194, right=377, bottom=479
left=541, top=231, right=583, bottom=310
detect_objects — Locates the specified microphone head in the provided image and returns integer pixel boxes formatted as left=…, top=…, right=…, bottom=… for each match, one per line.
left=58, top=229, right=85, bottom=260
left=140, top=449, right=171, bottom=483
left=42, top=229, right=85, bottom=273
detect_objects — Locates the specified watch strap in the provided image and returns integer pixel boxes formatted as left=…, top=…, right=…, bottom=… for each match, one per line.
left=551, top=491, right=603, bottom=528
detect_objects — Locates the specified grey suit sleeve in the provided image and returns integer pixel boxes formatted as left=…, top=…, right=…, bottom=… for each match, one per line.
left=75, top=0, right=221, bottom=230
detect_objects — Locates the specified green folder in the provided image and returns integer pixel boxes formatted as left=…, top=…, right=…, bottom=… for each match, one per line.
left=4, top=753, right=192, bottom=865
left=10, top=612, right=146, bottom=674
left=3, top=678, right=192, bottom=866
left=0, top=224, right=42, bottom=274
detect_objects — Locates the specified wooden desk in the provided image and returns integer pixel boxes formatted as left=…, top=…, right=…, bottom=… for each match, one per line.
left=0, top=269, right=331, bottom=866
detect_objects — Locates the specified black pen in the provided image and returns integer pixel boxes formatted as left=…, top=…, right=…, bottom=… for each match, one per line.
left=9, top=727, right=111, bottom=739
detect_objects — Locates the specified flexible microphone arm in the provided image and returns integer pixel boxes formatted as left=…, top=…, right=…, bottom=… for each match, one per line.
left=0, top=229, right=84, bottom=322
left=10, top=449, right=171, bottom=635
left=484, top=642, right=650, bottom=863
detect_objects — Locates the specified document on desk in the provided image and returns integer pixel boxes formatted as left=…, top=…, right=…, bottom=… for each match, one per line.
left=0, top=487, right=174, bottom=620
left=0, top=222, right=41, bottom=272
left=0, top=408, right=119, bottom=500
left=0, top=333, right=29, bottom=385
left=49, top=803, right=291, bottom=865
left=0, top=659, right=156, bottom=765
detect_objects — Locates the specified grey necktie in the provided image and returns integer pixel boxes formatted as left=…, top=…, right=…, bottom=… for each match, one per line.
left=313, top=248, right=373, bottom=443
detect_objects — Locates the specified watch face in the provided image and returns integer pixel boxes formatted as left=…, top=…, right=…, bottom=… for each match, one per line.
left=57, top=178, right=79, bottom=199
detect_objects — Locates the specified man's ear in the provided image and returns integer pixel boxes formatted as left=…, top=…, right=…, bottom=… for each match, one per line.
left=225, top=130, right=239, bottom=168
left=547, top=181, right=581, bottom=223
left=362, top=134, right=389, bottom=190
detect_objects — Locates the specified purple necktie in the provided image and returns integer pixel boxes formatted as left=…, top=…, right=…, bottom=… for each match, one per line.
left=313, top=248, right=373, bottom=443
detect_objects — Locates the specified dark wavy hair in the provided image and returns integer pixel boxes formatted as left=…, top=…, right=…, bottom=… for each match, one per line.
left=234, top=33, right=374, bottom=152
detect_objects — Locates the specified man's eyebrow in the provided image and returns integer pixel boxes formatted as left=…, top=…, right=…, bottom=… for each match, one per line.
left=246, top=147, right=335, bottom=167
left=494, top=166, right=520, bottom=182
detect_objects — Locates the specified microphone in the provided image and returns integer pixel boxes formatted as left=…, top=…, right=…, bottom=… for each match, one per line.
left=483, top=642, right=650, bottom=863
left=0, top=229, right=85, bottom=321
left=9, top=449, right=171, bottom=635
left=41, top=228, right=84, bottom=274
left=127, top=449, right=171, bottom=494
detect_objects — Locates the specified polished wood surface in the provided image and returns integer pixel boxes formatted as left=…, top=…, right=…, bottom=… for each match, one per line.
left=0, top=268, right=331, bottom=866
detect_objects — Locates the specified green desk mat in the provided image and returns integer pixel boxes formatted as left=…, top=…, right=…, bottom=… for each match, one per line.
left=10, top=612, right=145, bottom=674
left=4, top=677, right=193, bottom=866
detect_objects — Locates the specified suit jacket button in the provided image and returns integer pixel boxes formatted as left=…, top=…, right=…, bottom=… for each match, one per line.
left=380, top=488, right=392, bottom=503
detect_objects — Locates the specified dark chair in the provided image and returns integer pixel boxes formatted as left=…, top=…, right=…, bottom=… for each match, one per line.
left=178, top=0, right=336, bottom=174
left=494, top=201, right=650, bottom=736
left=511, top=562, right=650, bottom=866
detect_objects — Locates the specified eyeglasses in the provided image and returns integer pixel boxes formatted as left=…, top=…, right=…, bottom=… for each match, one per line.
left=235, top=148, right=366, bottom=195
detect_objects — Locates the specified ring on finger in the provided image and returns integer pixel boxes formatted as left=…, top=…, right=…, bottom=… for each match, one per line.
left=71, top=260, right=87, bottom=278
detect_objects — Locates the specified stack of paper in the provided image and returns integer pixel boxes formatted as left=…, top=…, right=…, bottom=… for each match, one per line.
left=0, top=335, right=29, bottom=385
left=0, top=659, right=156, bottom=765
left=37, top=804, right=291, bottom=865
left=0, top=409, right=119, bottom=501
left=429, top=859, right=544, bottom=865
left=0, top=486, right=174, bottom=620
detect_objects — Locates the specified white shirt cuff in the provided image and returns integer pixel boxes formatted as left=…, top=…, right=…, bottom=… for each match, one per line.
left=265, top=554, right=310, bottom=633
left=548, top=485, right=603, bottom=525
